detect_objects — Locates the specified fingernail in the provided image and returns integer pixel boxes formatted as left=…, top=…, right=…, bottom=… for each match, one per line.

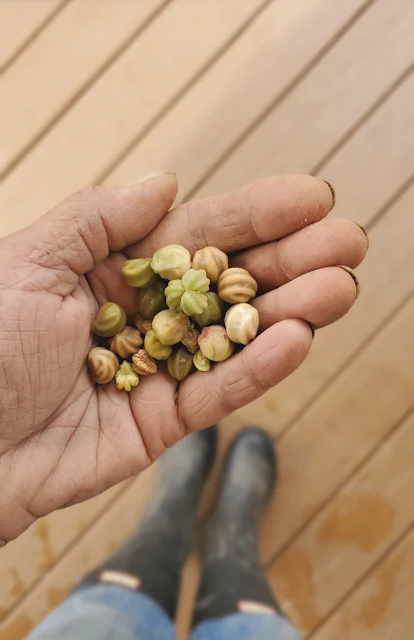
left=134, top=171, right=175, bottom=184
left=338, top=265, right=360, bottom=298
left=355, top=222, right=369, bottom=249
left=323, top=180, right=336, bottom=209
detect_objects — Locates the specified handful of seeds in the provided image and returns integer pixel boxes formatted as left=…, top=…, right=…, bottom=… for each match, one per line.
left=87, top=245, right=259, bottom=391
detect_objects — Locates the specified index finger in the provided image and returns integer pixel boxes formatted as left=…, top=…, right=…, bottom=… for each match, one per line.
left=126, top=174, right=334, bottom=258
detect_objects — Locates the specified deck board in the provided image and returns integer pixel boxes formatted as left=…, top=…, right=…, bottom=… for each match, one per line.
left=0, top=0, right=65, bottom=72
left=313, top=529, right=414, bottom=639
left=0, top=0, right=167, bottom=176
left=0, top=469, right=157, bottom=638
left=260, top=298, right=414, bottom=560
left=270, top=411, right=414, bottom=634
left=195, top=0, right=414, bottom=199
left=0, top=482, right=128, bottom=621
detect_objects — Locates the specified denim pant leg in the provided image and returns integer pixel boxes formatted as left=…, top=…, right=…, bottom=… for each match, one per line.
left=26, top=585, right=177, bottom=640
left=190, top=611, right=303, bottom=640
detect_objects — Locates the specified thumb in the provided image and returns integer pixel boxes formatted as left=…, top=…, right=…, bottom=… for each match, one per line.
left=2, top=172, right=177, bottom=294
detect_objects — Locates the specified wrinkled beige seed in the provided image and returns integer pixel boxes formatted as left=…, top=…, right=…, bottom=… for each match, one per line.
left=218, top=268, right=258, bottom=304
left=152, top=309, right=191, bottom=346
left=167, top=347, right=194, bottom=381
left=132, top=350, right=158, bottom=375
left=144, top=330, right=173, bottom=360
left=182, top=328, right=200, bottom=354
left=192, top=292, right=224, bottom=328
left=224, top=303, right=259, bottom=345
left=193, top=349, right=210, bottom=372
left=88, top=347, right=119, bottom=384
left=137, top=279, right=167, bottom=319
left=192, top=246, right=228, bottom=284
left=151, top=244, right=191, bottom=280
left=134, top=314, right=153, bottom=334
left=116, top=361, right=139, bottom=392
left=109, top=326, right=143, bottom=359
left=198, top=325, right=234, bottom=362
left=92, top=302, right=127, bottom=337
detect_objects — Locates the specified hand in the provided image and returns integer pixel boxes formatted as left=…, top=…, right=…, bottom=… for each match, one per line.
left=0, top=173, right=368, bottom=543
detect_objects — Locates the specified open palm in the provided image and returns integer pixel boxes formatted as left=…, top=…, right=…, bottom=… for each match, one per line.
left=0, top=173, right=368, bottom=544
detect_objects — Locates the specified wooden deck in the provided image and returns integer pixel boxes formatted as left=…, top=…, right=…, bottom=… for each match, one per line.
left=0, top=1, right=413, bottom=638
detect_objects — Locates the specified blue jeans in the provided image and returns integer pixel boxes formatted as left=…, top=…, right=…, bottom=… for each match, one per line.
left=27, top=584, right=302, bottom=640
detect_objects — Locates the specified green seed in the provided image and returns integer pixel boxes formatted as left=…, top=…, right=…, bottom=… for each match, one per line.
left=122, top=258, right=155, bottom=288
left=168, top=347, right=194, bottom=381
left=144, top=329, right=173, bottom=360
left=137, top=279, right=167, bottom=319
left=192, top=292, right=224, bottom=328
left=193, top=349, right=210, bottom=372
left=92, top=302, right=127, bottom=337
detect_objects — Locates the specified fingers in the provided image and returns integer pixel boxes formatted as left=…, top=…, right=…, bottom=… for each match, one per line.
left=253, top=266, right=359, bottom=330
left=88, top=216, right=366, bottom=326
left=11, top=173, right=177, bottom=295
left=232, top=219, right=368, bottom=291
left=127, top=175, right=334, bottom=258
left=178, top=320, right=312, bottom=430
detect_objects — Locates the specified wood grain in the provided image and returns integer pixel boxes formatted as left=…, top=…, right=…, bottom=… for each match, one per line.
left=313, top=529, right=414, bottom=639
